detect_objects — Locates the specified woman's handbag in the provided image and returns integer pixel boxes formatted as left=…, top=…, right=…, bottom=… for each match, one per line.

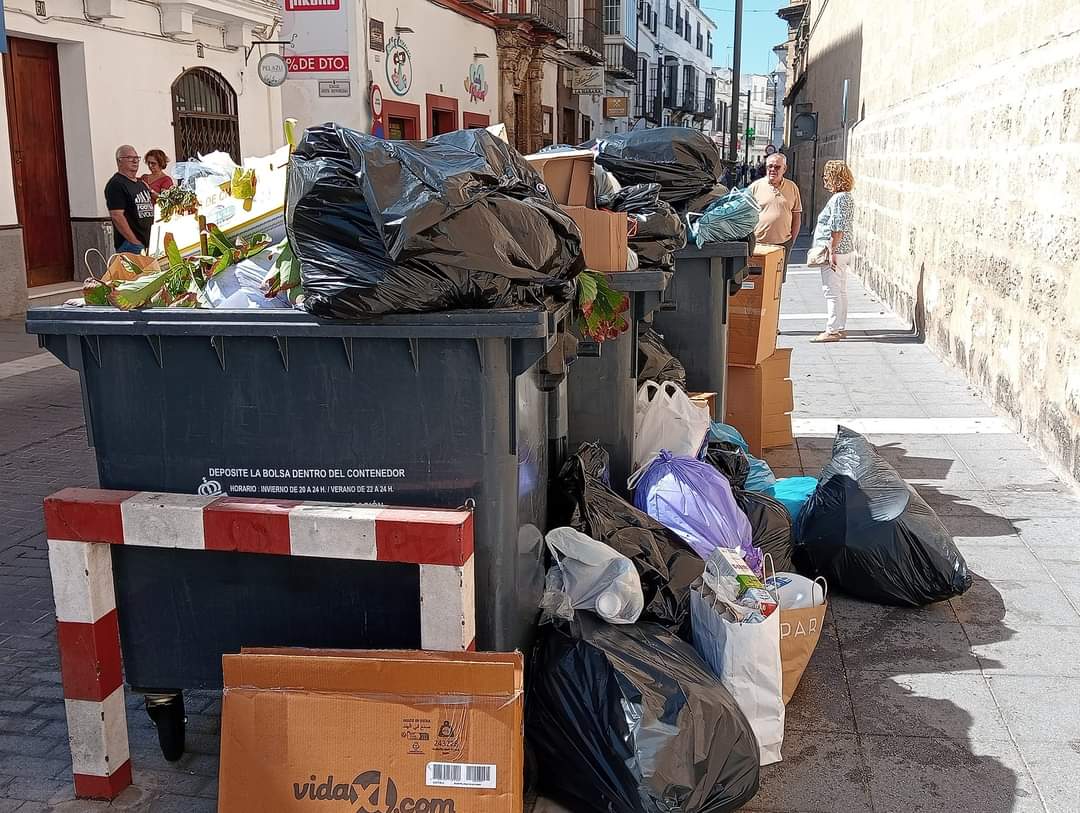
left=806, top=244, right=831, bottom=267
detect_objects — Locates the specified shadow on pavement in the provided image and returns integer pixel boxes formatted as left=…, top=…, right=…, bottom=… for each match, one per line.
left=748, top=438, right=1023, bottom=812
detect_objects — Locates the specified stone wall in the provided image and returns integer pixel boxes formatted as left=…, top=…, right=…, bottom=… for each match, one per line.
left=794, top=0, right=1080, bottom=481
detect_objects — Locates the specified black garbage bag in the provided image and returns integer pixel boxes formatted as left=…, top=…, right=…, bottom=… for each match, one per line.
left=596, top=128, right=723, bottom=211
left=737, top=490, right=794, bottom=573
left=555, top=443, right=703, bottom=636
left=287, top=124, right=584, bottom=317
left=795, top=427, right=973, bottom=606
left=703, top=442, right=794, bottom=571
left=702, top=440, right=751, bottom=489
left=608, top=183, right=687, bottom=270
left=638, top=328, right=687, bottom=388
left=527, top=615, right=760, bottom=813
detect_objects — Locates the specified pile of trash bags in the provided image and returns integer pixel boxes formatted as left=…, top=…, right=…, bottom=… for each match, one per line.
left=534, top=337, right=973, bottom=808
left=606, top=183, right=686, bottom=272
left=596, top=128, right=724, bottom=211
left=287, top=124, right=584, bottom=317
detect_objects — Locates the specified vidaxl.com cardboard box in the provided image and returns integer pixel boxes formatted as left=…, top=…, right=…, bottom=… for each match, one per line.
left=218, top=648, right=524, bottom=813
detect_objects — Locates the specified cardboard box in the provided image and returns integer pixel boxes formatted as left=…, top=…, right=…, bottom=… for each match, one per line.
left=219, top=648, right=524, bottom=813
left=726, top=348, right=794, bottom=455
left=524, top=150, right=595, bottom=207
left=560, top=205, right=629, bottom=272
left=728, top=243, right=785, bottom=366
left=689, top=391, right=717, bottom=420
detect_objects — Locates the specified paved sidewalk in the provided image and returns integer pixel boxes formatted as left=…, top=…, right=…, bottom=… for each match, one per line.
left=745, top=263, right=1080, bottom=813
left=1, top=259, right=1079, bottom=813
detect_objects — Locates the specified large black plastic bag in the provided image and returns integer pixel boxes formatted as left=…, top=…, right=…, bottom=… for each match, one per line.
left=795, top=427, right=973, bottom=606
left=287, top=124, right=584, bottom=317
left=555, top=443, right=703, bottom=636
left=638, top=328, right=687, bottom=388
left=608, top=183, right=687, bottom=271
left=737, top=490, right=794, bottom=573
left=596, top=128, right=722, bottom=211
left=528, top=614, right=760, bottom=813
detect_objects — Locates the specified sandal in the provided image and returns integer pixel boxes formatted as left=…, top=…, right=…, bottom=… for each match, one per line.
left=810, top=332, right=842, bottom=343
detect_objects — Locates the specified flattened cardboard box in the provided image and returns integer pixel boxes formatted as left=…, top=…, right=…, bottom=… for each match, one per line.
left=524, top=150, right=595, bottom=207
left=219, top=648, right=524, bottom=813
left=560, top=205, right=629, bottom=273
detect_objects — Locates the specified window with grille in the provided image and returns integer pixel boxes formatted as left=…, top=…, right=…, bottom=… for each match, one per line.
left=171, top=67, right=241, bottom=163
left=604, top=0, right=621, bottom=34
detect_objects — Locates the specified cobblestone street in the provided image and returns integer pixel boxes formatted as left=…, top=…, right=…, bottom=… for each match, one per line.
left=2, top=256, right=1080, bottom=810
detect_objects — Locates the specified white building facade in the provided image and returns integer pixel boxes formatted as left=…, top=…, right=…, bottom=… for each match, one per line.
left=631, top=0, right=715, bottom=131
left=0, top=0, right=283, bottom=316
left=282, top=0, right=500, bottom=140
left=713, top=70, right=778, bottom=164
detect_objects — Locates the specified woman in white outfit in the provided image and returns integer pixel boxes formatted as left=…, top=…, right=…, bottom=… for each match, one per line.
left=810, top=160, right=855, bottom=342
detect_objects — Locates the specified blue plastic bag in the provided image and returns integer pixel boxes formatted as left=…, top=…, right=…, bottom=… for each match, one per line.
left=689, top=187, right=760, bottom=246
left=707, top=422, right=776, bottom=492
left=768, top=476, right=819, bottom=524
left=632, top=450, right=762, bottom=574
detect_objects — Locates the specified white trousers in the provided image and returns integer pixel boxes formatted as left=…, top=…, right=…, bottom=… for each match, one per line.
left=820, top=252, right=853, bottom=333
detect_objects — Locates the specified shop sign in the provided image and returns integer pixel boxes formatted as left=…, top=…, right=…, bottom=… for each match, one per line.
left=282, top=0, right=351, bottom=80
left=257, top=53, right=288, bottom=87
left=604, top=96, right=629, bottom=118
left=464, top=63, right=488, bottom=103
left=369, top=18, right=384, bottom=52
left=571, top=67, right=604, bottom=95
left=385, top=35, right=412, bottom=96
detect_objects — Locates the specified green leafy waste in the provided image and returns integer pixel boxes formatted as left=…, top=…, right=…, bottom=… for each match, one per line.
left=576, top=271, right=630, bottom=342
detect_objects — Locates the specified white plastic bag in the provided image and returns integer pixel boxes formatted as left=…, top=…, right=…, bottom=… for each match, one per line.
left=691, top=560, right=784, bottom=765
left=542, top=527, right=644, bottom=624
left=632, top=381, right=711, bottom=475
left=767, top=572, right=826, bottom=610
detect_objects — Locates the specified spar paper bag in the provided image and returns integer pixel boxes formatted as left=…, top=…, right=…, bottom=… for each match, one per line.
left=776, top=579, right=827, bottom=704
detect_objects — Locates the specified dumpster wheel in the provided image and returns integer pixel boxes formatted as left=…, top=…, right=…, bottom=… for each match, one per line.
left=145, top=693, right=186, bottom=761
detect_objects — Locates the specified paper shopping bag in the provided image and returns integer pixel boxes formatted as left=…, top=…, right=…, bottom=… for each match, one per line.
left=778, top=602, right=826, bottom=704
left=691, top=580, right=784, bottom=765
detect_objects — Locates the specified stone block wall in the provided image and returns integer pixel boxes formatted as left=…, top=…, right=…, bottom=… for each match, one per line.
left=798, top=0, right=1080, bottom=481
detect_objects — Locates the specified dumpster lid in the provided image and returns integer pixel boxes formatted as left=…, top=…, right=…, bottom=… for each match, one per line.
left=25, top=305, right=567, bottom=340
left=674, top=242, right=749, bottom=260
left=605, top=270, right=672, bottom=294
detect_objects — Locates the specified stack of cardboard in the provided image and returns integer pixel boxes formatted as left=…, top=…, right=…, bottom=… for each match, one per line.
left=726, top=244, right=794, bottom=455
left=525, top=150, right=628, bottom=273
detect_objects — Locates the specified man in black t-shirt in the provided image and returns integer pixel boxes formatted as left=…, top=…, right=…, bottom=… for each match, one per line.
left=105, top=145, right=155, bottom=253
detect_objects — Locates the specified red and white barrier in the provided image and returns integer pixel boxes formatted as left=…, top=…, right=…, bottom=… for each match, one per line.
left=44, top=488, right=476, bottom=800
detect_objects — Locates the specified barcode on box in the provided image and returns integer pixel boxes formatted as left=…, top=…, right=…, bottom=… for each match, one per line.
left=426, top=762, right=496, bottom=789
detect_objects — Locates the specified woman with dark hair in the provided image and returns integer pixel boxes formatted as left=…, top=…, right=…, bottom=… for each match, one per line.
left=810, top=160, right=855, bottom=343
left=140, top=149, right=175, bottom=203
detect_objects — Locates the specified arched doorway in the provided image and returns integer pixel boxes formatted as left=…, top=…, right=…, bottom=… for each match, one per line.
left=171, top=67, right=241, bottom=163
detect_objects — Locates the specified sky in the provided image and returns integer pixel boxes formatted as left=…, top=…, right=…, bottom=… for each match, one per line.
left=701, top=1, right=788, bottom=76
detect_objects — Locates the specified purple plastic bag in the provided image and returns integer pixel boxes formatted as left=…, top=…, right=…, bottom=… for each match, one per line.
left=633, top=450, right=762, bottom=574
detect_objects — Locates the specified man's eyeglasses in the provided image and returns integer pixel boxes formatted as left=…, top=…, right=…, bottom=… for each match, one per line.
left=119, top=156, right=140, bottom=161
left=766, top=164, right=783, bottom=170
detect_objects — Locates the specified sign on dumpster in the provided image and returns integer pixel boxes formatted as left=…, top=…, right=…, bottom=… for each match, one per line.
left=282, top=0, right=351, bottom=80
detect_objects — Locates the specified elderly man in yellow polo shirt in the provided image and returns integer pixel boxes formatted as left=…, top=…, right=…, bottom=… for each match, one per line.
left=748, top=152, right=802, bottom=279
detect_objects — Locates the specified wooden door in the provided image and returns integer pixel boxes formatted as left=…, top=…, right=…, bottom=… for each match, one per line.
left=3, top=37, right=73, bottom=287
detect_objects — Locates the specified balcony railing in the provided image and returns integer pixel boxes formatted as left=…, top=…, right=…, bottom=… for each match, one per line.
left=498, top=0, right=569, bottom=37
left=605, top=42, right=637, bottom=79
left=565, top=15, right=604, bottom=62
